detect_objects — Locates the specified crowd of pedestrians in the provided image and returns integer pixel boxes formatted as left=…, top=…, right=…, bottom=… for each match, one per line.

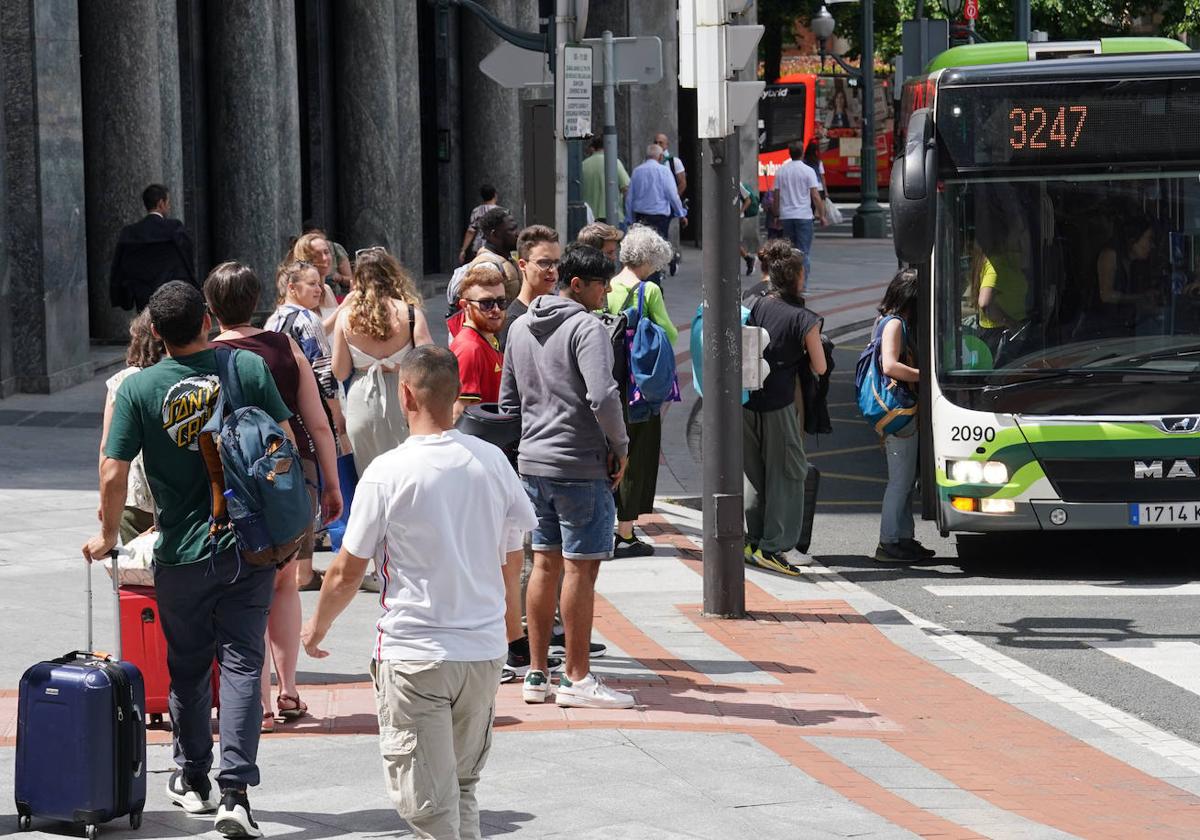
left=81, top=130, right=919, bottom=838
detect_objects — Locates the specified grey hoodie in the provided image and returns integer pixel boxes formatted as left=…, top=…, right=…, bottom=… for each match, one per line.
left=500, top=295, right=629, bottom=480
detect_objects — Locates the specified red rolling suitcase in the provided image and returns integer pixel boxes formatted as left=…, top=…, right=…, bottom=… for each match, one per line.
left=15, top=556, right=147, bottom=837
left=118, top=585, right=219, bottom=726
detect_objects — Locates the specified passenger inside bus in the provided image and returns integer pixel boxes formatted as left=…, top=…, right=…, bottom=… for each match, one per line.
left=944, top=175, right=1200, bottom=377
left=971, top=195, right=1031, bottom=358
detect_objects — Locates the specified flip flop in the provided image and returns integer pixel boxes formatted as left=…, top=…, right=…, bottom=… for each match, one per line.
left=277, top=693, right=308, bottom=721
left=260, top=711, right=276, bottom=734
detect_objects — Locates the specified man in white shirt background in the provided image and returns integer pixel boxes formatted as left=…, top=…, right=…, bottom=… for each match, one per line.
left=654, top=132, right=686, bottom=276
left=302, top=345, right=537, bottom=840
left=772, top=140, right=827, bottom=282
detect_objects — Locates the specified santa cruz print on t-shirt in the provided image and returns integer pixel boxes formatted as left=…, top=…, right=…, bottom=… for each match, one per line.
left=161, top=375, right=219, bottom=450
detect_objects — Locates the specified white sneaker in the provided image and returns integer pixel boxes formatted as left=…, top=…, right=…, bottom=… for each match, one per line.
left=782, top=548, right=813, bottom=567
left=166, top=770, right=218, bottom=814
left=214, top=788, right=263, bottom=838
left=522, top=669, right=549, bottom=704
left=555, top=673, right=635, bottom=709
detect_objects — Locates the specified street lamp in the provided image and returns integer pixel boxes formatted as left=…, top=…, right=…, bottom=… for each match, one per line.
left=811, top=3, right=886, bottom=238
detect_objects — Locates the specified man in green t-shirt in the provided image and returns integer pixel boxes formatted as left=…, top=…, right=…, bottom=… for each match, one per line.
left=581, top=136, right=630, bottom=225
left=83, top=281, right=292, bottom=838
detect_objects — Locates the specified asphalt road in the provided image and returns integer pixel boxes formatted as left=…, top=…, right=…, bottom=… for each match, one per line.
left=790, top=330, right=1200, bottom=747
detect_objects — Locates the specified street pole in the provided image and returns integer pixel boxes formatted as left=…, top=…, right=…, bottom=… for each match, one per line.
left=602, top=30, right=619, bottom=224
left=852, top=0, right=886, bottom=239
left=1014, top=0, right=1031, bottom=41
left=701, top=134, right=745, bottom=619
left=554, top=0, right=569, bottom=236
left=553, top=0, right=588, bottom=240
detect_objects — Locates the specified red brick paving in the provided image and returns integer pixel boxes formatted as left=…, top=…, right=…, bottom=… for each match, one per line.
left=4, top=512, right=1200, bottom=838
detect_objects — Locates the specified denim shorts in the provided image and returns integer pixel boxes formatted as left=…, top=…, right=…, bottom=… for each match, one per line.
left=521, top=475, right=616, bottom=561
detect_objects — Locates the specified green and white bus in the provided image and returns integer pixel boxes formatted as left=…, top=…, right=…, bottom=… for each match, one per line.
left=891, top=39, right=1200, bottom=535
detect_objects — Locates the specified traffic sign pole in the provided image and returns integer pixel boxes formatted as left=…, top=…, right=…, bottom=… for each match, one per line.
left=602, top=31, right=619, bottom=225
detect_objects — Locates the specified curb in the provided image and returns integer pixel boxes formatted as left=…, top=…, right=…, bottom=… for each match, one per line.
left=826, top=317, right=876, bottom=340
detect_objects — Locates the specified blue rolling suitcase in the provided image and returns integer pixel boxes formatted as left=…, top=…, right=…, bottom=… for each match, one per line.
left=14, top=554, right=147, bottom=838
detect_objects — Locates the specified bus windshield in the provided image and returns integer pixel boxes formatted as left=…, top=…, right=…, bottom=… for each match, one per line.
left=936, top=172, right=1200, bottom=393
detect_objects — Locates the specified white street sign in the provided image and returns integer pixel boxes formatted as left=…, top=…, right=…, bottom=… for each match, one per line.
left=581, top=36, right=663, bottom=85
left=562, top=45, right=592, bottom=138
left=479, top=40, right=552, bottom=89
left=479, top=37, right=662, bottom=90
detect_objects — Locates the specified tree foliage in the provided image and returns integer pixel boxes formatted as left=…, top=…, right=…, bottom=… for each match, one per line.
left=759, top=0, right=1197, bottom=74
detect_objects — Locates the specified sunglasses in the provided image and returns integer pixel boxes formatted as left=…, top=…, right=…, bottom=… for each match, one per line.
left=531, top=258, right=559, bottom=271
left=466, top=297, right=508, bottom=311
left=355, top=245, right=387, bottom=259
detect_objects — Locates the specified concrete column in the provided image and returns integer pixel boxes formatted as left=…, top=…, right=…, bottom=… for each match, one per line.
left=628, top=0, right=679, bottom=179
left=80, top=0, right=183, bottom=342
left=460, top=0, right=530, bottom=227
left=433, top=4, right=464, bottom=271
left=0, top=29, right=11, bottom=397
left=333, top=0, right=424, bottom=276
left=206, top=0, right=301, bottom=311
left=1, top=0, right=91, bottom=393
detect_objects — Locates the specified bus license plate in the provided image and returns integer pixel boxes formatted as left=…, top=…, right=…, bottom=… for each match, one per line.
left=1129, top=503, right=1200, bottom=526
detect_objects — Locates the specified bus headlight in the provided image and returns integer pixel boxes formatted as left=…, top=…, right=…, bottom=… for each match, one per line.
left=948, top=459, right=1008, bottom=485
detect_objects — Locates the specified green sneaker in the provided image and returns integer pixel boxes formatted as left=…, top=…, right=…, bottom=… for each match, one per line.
left=749, top=547, right=802, bottom=577
left=522, top=669, right=549, bottom=704
left=743, top=541, right=758, bottom=564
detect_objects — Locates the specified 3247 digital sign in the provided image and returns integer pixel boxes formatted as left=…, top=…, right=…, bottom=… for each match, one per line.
left=937, top=77, right=1200, bottom=172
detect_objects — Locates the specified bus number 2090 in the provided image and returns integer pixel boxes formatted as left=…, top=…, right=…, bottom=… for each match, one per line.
left=950, top=425, right=996, bottom=443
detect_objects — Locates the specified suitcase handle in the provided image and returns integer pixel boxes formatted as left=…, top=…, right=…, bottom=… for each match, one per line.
left=50, top=650, right=113, bottom=665
left=86, top=549, right=123, bottom=660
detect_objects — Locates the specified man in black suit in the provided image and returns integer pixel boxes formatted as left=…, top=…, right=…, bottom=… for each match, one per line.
left=109, top=184, right=197, bottom=311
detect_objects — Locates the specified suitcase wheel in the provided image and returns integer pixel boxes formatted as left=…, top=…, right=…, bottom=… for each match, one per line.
left=85, top=825, right=98, bottom=840
left=131, top=811, right=143, bottom=830
left=17, top=815, right=31, bottom=831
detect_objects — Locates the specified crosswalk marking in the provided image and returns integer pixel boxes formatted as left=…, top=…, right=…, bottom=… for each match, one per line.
left=924, top=583, right=1200, bottom=597
left=1088, top=640, right=1200, bottom=696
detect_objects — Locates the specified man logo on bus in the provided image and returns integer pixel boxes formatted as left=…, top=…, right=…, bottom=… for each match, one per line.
left=1133, top=460, right=1199, bottom=480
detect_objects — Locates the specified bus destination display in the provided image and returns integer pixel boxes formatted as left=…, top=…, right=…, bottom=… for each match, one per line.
left=938, top=77, right=1200, bottom=171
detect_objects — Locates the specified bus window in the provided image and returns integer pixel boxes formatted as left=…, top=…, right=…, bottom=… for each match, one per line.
left=760, top=84, right=807, bottom=153
left=937, top=173, right=1200, bottom=393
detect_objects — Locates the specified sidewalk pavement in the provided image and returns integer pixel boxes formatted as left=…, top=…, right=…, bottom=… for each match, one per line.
left=6, top=503, right=1200, bottom=837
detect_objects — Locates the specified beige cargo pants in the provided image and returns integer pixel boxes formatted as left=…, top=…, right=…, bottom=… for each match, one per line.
left=371, top=657, right=505, bottom=840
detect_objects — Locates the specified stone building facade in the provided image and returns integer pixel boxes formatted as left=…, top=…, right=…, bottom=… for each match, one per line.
left=0, top=0, right=682, bottom=397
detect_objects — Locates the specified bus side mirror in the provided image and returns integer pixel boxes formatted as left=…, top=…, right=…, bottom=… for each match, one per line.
left=891, top=107, right=936, bottom=265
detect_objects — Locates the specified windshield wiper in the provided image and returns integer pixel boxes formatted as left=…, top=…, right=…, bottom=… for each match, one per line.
left=979, top=370, right=1099, bottom=392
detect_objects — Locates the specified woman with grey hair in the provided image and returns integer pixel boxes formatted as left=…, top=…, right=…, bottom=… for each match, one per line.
left=604, top=224, right=679, bottom=558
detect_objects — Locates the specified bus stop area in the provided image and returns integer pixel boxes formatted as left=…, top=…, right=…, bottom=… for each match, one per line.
left=6, top=230, right=1200, bottom=838
left=5, top=504, right=1200, bottom=837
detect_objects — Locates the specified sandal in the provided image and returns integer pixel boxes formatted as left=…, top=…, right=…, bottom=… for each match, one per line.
left=298, top=569, right=324, bottom=592
left=260, top=711, right=276, bottom=734
left=277, top=693, right=308, bottom=721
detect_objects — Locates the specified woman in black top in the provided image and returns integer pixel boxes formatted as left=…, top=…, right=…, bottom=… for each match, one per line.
left=742, top=250, right=826, bottom=575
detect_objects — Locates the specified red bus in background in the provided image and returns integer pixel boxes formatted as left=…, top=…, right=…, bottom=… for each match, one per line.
left=758, top=72, right=895, bottom=194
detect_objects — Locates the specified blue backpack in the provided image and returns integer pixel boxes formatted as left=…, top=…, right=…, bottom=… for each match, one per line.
left=624, top=282, right=678, bottom=411
left=854, top=316, right=917, bottom=437
left=201, top=349, right=313, bottom=568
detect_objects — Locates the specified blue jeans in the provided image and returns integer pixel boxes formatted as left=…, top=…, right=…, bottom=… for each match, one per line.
left=782, top=218, right=814, bottom=281
left=880, top=429, right=918, bottom=544
left=154, top=550, right=275, bottom=788
left=521, top=475, right=616, bottom=560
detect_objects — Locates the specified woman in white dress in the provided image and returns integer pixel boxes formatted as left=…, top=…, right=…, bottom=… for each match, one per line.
left=331, top=249, right=433, bottom=472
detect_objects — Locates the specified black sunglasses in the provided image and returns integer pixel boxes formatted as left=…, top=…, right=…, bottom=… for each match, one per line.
left=466, top=297, right=508, bottom=311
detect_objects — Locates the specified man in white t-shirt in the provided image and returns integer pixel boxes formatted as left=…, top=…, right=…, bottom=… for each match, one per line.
left=772, top=140, right=827, bottom=282
left=302, top=345, right=537, bottom=840
left=655, top=132, right=686, bottom=276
